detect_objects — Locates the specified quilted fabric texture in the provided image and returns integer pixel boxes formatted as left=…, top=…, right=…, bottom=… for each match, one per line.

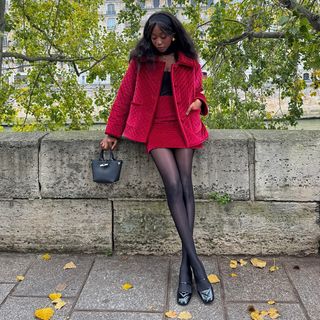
left=105, top=51, right=209, bottom=147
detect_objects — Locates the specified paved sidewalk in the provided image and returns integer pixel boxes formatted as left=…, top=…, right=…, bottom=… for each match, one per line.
left=0, top=252, right=319, bottom=320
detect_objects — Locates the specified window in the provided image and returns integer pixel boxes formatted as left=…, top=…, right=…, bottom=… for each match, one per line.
left=80, top=75, right=86, bottom=85
left=153, top=0, right=159, bottom=8
left=138, top=0, right=145, bottom=8
left=2, top=35, right=8, bottom=47
left=303, top=73, right=310, bottom=81
left=167, top=0, right=172, bottom=6
left=107, top=18, right=116, bottom=30
left=107, top=3, right=115, bottom=15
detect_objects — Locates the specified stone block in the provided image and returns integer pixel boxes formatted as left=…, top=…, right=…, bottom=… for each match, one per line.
left=113, top=199, right=320, bottom=255
left=196, top=129, right=251, bottom=200
left=0, top=132, right=47, bottom=199
left=13, top=254, right=94, bottom=297
left=74, top=255, right=169, bottom=311
left=39, top=130, right=250, bottom=200
left=251, top=130, right=320, bottom=201
left=0, top=199, right=112, bottom=253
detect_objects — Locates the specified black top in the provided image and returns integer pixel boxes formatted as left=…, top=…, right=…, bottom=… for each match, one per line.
left=160, top=71, right=173, bottom=96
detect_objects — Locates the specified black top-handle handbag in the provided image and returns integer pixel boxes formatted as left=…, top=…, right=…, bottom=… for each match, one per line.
left=91, top=149, right=123, bottom=183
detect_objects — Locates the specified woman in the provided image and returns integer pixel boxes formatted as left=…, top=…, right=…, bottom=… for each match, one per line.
left=100, top=11, right=213, bottom=305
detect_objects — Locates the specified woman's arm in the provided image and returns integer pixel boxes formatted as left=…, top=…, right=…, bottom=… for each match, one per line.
left=194, top=61, right=209, bottom=116
left=105, top=58, right=138, bottom=138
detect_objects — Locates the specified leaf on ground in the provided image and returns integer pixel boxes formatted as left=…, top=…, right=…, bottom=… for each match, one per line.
left=165, top=310, right=177, bottom=318
left=250, top=310, right=264, bottom=320
left=34, top=307, right=54, bottom=320
left=52, top=298, right=67, bottom=310
left=269, top=265, right=280, bottom=272
left=55, top=282, right=68, bottom=291
left=251, top=258, right=267, bottom=268
left=229, top=260, right=238, bottom=269
left=41, top=253, right=51, bottom=261
left=63, top=261, right=76, bottom=270
left=16, top=275, right=25, bottom=281
left=208, top=274, right=220, bottom=284
left=177, top=311, right=192, bottom=319
left=268, top=308, right=280, bottom=319
left=267, top=300, right=276, bottom=305
left=122, top=282, right=133, bottom=290
left=229, top=273, right=238, bottom=277
left=239, top=259, right=248, bottom=266
left=48, top=293, right=62, bottom=301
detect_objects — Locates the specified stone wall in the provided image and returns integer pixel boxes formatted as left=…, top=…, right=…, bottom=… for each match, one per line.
left=0, top=130, right=319, bottom=256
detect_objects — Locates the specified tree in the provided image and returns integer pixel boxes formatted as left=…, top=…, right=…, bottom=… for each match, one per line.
left=0, top=0, right=134, bottom=130
left=0, top=0, right=319, bottom=131
left=180, top=0, right=320, bottom=128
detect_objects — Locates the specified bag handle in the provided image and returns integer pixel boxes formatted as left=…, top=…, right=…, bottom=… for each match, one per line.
left=99, top=149, right=115, bottom=161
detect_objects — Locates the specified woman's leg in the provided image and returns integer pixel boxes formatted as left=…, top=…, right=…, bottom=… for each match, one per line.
left=172, top=148, right=196, bottom=291
left=150, top=148, right=211, bottom=292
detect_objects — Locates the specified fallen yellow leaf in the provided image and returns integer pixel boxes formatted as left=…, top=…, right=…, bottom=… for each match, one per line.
left=177, top=311, right=192, bottom=319
left=41, top=253, right=51, bottom=261
left=251, top=258, right=267, bottom=268
left=16, top=275, right=24, bottom=281
left=230, top=273, right=238, bottom=277
left=230, top=260, right=238, bottom=269
left=34, top=307, right=54, bottom=320
left=208, top=274, right=220, bottom=283
left=48, top=293, right=62, bottom=301
left=239, top=259, right=248, bottom=266
left=63, top=261, right=76, bottom=269
left=52, top=298, right=67, bottom=310
left=267, top=300, right=276, bottom=305
left=122, top=282, right=133, bottom=290
left=250, top=310, right=263, bottom=320
left=268, top=308, right=280, bottom=319
left=165, top=310, right=177, bottom=318
left=260, top=310, right=269, bottom=316
left=269, top=265, right=280, bottom=272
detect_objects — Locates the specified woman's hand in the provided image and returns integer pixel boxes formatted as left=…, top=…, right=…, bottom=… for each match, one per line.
left=186, top=99, right=202, bottom=115
left=100, top=135, right=119, bottom=150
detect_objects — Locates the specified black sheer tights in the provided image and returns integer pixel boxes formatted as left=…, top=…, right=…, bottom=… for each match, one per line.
left=150, top=148, right=210, bottom=292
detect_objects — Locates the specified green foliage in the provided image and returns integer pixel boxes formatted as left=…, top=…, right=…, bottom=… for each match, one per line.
left=208, top=191, right=232, bottom=205
left=1, top=0, right=319, bottom=131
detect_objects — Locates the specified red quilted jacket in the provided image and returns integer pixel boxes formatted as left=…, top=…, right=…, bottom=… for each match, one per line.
left=105, top=51, right=209, bottom=147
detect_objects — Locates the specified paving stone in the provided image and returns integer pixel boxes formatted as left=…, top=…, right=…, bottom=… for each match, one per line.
left=12, top=254, right=94, bottom=297
left=0, top=296, right=73, bottom=320
left=226, top=302, right=307, bottom=320
left=75, top=255, right=169, bottom=311
left=167, top=256, right=224, bottom=320
left=0, top=283, right=15, bottom=304
left=70, top=311, right=163, bottom=320
left=219, top=257, right=297, bottom=302
left=282, top=257, right=320, bottom=320
left=0, top=253, right=35, bottom=282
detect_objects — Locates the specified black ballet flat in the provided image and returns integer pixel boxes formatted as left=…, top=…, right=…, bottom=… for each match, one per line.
left=195, top=277, right=214, bottom=304
left=177, top=281, right=192, bottom=306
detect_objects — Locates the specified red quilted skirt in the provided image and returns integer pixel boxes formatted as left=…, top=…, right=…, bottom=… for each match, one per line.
left=144, top=95, right=203, bottom=154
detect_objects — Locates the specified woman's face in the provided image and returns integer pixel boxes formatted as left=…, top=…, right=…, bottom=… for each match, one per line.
left=151, top=24, right=173, bottom=53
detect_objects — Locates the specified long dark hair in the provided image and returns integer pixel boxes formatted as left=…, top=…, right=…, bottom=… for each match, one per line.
left=130, top=11, right=198, bottom=61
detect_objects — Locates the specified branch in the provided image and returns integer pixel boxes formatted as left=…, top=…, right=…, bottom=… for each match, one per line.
left=278, top=0, right=320, bottom=32
left=218, top=31, right=285, bottom=46
left=2, top=52, right=96, bottom=62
